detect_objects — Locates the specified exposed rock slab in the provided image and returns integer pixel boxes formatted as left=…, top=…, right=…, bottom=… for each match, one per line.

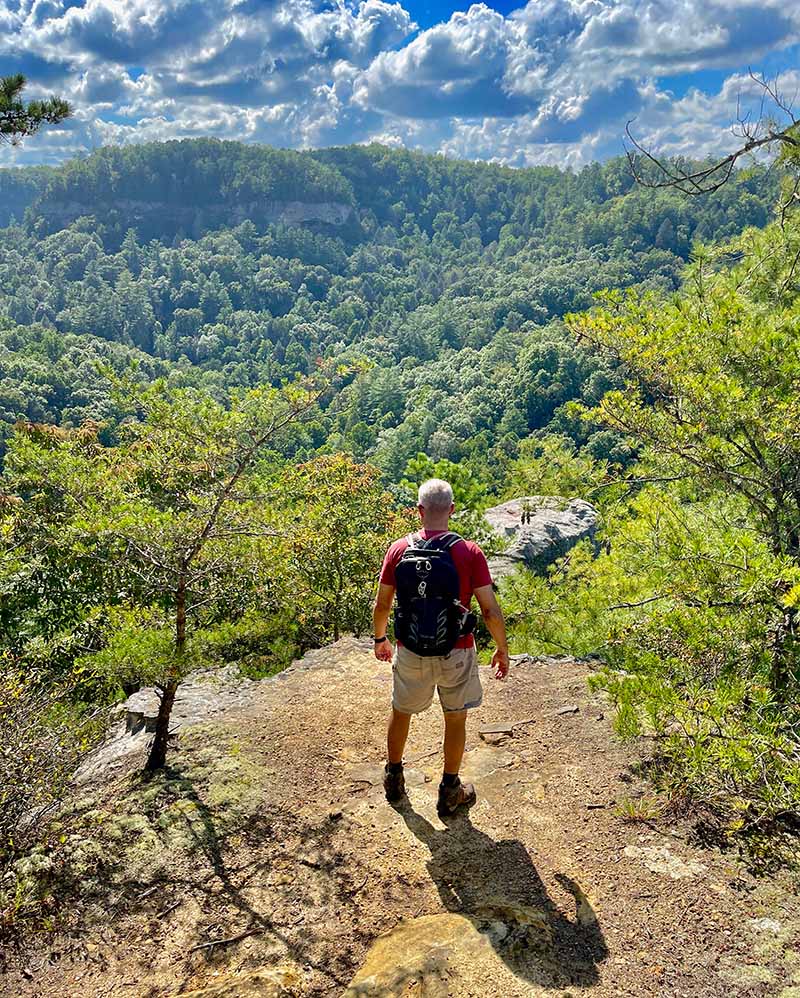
left=484, top=496, right=599, bottom=578
left=345, top=906, right=556, bottom=998
left=75, top=666, right=264, bottom=784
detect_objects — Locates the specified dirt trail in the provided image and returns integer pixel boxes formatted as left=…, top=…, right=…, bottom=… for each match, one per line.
left=3, top=638, right=799, bottom=998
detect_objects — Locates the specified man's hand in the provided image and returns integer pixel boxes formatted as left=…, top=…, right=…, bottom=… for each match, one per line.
left=374, top=639, right=394, bottom=662
left=491, top=647, right=510, bottom=679
left=373, top=583, right=395, bottom=662
left=474, top=585, right=510, bottom=681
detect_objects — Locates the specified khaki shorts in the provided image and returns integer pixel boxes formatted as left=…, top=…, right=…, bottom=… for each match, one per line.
left=392, top=644, right=483, bottom=714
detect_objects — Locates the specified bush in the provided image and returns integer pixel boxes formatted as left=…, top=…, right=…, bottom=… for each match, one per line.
left=0, top=670, right=104, bottom=866
left=501, top=485, right=800, bottom=840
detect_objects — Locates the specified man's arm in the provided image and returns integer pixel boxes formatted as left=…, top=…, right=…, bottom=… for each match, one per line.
left=373, top=582, right=395, bottom=661
left=474, top=584, right=510, bottom=678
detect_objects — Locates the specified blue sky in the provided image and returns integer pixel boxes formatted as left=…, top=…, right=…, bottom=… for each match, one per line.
left=2, top=0, right=798, bottom=168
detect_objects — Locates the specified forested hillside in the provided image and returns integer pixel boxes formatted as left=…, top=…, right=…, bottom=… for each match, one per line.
left=0, top=140, right=778, bottom=476
left=2, top=140, right=799, bottom=949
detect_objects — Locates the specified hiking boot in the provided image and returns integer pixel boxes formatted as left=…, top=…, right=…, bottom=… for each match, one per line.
left=383, top=764, right=405, bottom=803
left=437, top=777, right=476, bottom=817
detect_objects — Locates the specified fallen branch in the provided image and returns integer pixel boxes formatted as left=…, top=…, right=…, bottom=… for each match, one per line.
left=189, top=928, right=263, bottom=953
left=156, top=900, right=182, bottom=920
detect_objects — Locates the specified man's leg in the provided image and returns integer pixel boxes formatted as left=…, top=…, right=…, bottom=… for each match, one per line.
left=387, top=707, right=411, bottom=765
left=438, top=708, right=476, bottom=817
left=384, top=707, right=411, bottom=803
left=442, top=709, right=467, bottom=774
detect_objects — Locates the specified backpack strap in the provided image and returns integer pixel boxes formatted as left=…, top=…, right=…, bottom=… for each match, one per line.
left=440, top=531, right=462, bottom=550
left=405, top=531, right=463, bottom=551
left=418, top=531, right=462, bottom=551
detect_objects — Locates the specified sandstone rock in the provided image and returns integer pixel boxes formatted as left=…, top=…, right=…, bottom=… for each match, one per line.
left=76, top=667, right=261, bottom=784
left=125, top=709, right=158, bottom=734
left=484, top=496, right=599, bottom=578
left=479, top=722, right=515, bottom=737
left=345, top=904, right=553, bottom=998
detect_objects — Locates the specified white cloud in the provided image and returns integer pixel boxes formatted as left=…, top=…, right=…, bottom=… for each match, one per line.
left=1, top=0, right=798, bottom=168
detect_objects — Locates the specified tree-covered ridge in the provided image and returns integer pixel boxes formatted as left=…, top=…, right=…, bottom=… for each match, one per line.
left=0, top=139, right=356, bottom=232
left=1, top=139, right=777, bottom=243
left=0, top=142, right=781, bottom=474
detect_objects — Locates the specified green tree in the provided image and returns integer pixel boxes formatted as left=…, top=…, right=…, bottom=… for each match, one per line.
left=3, top=377, right=325, bottom=770
left=401, top=453, right=488, bottom=512
left=0, top=74, right=71, bottom=145
left=570, top=224, right=800, bottom=561
left=569, top=215, right=800, bottom=694
left=274, top=454, right=413, bottom=642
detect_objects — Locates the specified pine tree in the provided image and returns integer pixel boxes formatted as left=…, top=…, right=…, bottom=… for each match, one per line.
left=0, top=74, right=71, bottom=145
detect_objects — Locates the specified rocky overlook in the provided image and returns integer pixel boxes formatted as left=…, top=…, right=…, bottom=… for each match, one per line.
left=484, top=497, right=600, bottom=578
left=4, top=637, right=798, bottom=998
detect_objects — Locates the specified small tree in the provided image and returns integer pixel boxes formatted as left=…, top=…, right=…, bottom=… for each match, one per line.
left=0, top=74, right=71, bottom=145
left=274, top=454, right=413, bottom=643
left=3, top=378, right=326, bottom=770
left=568, top=216, right=800, bottom=688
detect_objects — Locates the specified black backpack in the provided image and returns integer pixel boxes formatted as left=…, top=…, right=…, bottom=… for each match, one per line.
left=394, top=532, right=469, bottom=656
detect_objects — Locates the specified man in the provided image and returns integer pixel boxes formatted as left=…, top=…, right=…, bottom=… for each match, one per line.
left=373, top=478, right=510, bottom=816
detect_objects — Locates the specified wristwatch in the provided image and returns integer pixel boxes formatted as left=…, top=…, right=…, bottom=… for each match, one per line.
left=372, top=635, right=388, bottom=643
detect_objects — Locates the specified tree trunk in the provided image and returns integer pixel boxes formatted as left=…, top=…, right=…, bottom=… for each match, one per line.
left=769, top=605, right=798, bottom=693
left=146, top=571, right=186, bottom=771
left=146, top=679, right=178, bottom=770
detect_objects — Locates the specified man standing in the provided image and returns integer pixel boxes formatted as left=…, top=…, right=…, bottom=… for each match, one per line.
left=373, top=478, right=510, bottom=816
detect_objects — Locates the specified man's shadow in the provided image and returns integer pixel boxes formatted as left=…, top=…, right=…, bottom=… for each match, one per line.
left=394, top=800, right=608, bottom=989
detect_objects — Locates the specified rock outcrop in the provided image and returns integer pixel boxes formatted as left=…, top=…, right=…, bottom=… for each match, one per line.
left=35, top=198, right=353, bottom=234
left=484, top=496, right=599, bottom=578
left=7, top=636, right=796, bottom=998
left=75, top=665, right=265, bottom=785
left=345, top=906, right=554, bottom=997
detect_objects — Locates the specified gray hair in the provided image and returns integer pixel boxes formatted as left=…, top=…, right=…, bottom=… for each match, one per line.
left=418, top=478, right=454, bottom=512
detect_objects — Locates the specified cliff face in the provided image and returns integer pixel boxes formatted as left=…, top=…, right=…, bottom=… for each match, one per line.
left=4, top=638, right=798, bottom=998
left=32, top=198, right=353, bottom=235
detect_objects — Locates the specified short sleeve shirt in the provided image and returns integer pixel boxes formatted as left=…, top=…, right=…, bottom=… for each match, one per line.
left=379, top=530, right=493, bottom=649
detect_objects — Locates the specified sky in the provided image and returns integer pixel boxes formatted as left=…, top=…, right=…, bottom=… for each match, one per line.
left=2, top=0, right=799, bottom=169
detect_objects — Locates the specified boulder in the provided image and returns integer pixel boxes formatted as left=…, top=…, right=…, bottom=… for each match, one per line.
left=484, top=496, right=599, bottom=578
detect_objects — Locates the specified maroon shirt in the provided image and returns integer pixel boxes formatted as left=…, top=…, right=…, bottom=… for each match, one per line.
left=379, top=529, right=493, bottom=649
